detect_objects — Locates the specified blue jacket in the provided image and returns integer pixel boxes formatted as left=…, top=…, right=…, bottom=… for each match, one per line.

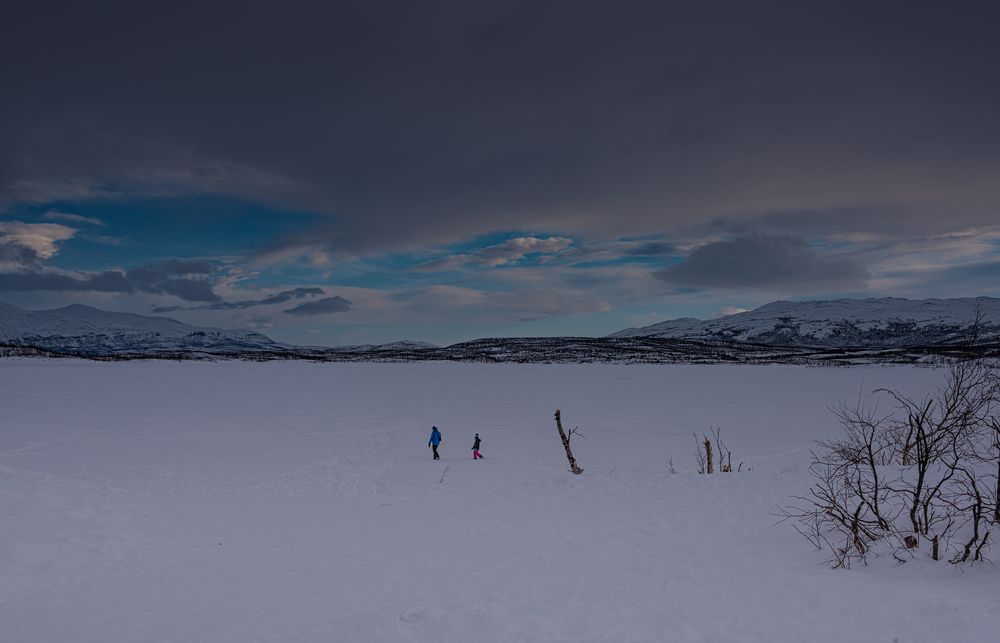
left=428, top=428, right=442, bottom=446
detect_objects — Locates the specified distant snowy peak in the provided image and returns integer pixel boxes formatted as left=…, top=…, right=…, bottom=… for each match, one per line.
left=0, top=300, right=282, bottom=355
left=610, top=298, right=1000, bottom=347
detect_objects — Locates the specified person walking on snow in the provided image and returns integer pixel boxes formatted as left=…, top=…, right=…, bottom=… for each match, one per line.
left=472, top=433, right=483, bottom=460
left=428, top=426, right=442, bottom=460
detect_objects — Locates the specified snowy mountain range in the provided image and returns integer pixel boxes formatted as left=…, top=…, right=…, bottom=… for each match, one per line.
left=610, top=298, right=1000, bottom=347
left=3, top=297, right=1000, bottom=361
left=0, top=300, right=283, bottom=355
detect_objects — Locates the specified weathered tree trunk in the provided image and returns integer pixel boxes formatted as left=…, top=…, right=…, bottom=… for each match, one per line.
left=932, top=535, right=940, bottom=561
left=994, top=433, right=1000, bottom=523
left=554, top=409, right=583, bottom=474
left=995, top=462, right=1000, bottom=524
left=974, top=529, right=991, bottom=562
left=704, top=436, right=714, bottom=474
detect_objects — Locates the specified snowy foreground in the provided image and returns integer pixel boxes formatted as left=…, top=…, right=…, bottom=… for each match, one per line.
left=2, top=361, right=998, bottom=642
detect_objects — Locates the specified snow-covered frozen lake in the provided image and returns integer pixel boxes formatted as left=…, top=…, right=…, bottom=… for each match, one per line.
left=2, top=360, right=998, bottom=642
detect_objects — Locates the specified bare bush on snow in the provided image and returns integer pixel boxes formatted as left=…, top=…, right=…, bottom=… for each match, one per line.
left=782, top=357, right=1000, bottom=568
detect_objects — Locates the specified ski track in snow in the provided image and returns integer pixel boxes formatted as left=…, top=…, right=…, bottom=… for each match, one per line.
left=1, top=359, right=999, bottom=642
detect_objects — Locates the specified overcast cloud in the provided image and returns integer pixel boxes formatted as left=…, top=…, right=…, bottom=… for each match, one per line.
left=1, top=1, right=998, bottom=344
left=153, top=287, right=326, bottom=313
left=3, top=1, right=999, bottom=256
left=656, top=235, right=870, bottom=292
left=284, top=296, right=353, bottom=317
left=0, top=259, right=221, bottom=302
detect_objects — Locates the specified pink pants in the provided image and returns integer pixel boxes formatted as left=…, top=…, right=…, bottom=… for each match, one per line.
left=473, top=450, right=481, bottom=459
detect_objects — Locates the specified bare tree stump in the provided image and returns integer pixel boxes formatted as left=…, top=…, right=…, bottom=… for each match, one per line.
left=554, top=409, right=583, bottom=474
left=703, top=436, right=714, bottom=474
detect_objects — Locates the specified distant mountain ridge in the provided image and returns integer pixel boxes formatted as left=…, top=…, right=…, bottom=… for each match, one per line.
left=0, top=300, right=283, bottom=355
left=0, top=300, right=441, bottom=357
left=609, top=298, right=1000, bottom=347
left=3, top=297, right=1000, bottom=362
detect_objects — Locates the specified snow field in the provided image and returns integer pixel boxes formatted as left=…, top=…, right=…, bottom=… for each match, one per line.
left=1, top=360, right=998, bottom=642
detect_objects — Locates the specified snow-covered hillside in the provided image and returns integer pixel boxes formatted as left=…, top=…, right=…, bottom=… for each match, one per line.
left=0, top=300, right=282, bottom=355
left=2, top=361, right=998, bottom=642
left=611, top=297, right=1000, bottom=347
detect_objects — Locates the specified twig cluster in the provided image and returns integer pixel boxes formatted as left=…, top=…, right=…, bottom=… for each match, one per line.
left=694, top=426, right=745, bottom=474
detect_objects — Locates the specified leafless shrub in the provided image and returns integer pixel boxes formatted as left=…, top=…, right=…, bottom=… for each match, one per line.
left=782, top=353, right=1000, bottom=568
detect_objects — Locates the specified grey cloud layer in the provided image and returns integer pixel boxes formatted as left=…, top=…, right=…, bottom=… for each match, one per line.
left=0, top=218, right=222, bottom=302
left=119, top=261, right=219, bottom=302
left=414, top=236, right=573, bottom=271
left=284, top=296, right=353, bottom=316
left=0, top=225, right=332, bottom=311
left=412, top=236, right=677, bottom=275
left=656, top=235, right=870, bottom=292
left=0, top=270, right=132, bottom=293
left=0, top=259, right=220, bottom=302
left=3, top=1, right=999, bottom=258
left=152, top=287, right=326, bottom=313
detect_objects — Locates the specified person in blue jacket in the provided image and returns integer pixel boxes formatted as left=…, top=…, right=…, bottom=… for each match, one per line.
left=428, top=426, right=442, bottom=460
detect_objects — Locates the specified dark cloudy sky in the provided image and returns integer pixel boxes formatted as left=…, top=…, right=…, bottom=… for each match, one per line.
left=2, top=1, right=999, bottom=345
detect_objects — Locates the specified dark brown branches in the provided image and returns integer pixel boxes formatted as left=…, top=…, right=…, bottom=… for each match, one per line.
left=783, top=348, right=1000, bottom=567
